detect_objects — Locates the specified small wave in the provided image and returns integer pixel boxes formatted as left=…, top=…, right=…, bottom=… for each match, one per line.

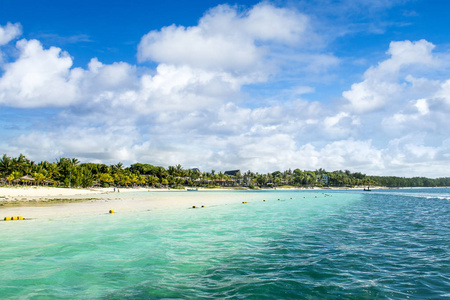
left=425, top=196, right=450, bottom=200
left=368, top=190, right=450, bottom=201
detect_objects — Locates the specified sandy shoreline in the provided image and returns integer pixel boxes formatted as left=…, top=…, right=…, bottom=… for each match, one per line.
left=0, top=185, right=436, bottom=221
left=0, top=186, right=315, bottom=220
left=0, top=186, right=155, bottom=198
left=0, top=187, right=279, bottom=220
left=0, top=187, right=171, bottom=219
left=0, top=186, right=254, bottom=219
left=0, top=185, right=392, bottom=200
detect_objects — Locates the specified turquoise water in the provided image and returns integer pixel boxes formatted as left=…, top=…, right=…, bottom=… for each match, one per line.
left=1, top=189, right=449, bottom=299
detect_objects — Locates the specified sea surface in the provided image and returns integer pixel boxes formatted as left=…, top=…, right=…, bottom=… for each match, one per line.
left=1, top=188, right=449, bottom=299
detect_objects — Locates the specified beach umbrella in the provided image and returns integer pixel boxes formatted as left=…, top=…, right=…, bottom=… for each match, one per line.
left=20, top=175, right=35, bottom=185
left=20, top=175, right=35, bottom=181
left=44, top=180, right=54, bottom=185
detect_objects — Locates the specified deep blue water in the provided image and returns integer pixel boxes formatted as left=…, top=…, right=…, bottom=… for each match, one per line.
left=1, top=189, right=449, bottom=299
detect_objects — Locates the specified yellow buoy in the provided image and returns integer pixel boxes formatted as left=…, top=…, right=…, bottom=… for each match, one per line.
left=18, top=216, right=23, bottom=220
left=4, top=216, right=11, bottom=221
left=263, top=200, right=266, bottom=202
left=201, top=205, right=205, bottom=208
left=109, top=210, right=114, bottom=214
left=278, top=199, right=280, bottom=201
left=242, top=201, right=247, bottom=204
left=12, top=216, right=18, bottom=220
left=192, top=206, right=196, bottom=208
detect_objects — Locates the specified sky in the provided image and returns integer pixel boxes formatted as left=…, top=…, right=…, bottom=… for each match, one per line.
left=1, top=0, right=450, bottom=178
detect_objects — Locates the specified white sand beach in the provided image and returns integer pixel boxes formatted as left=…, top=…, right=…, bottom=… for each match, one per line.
left=0, top=186, right=256, bottom=220
left=0, top=186, right=158, bottom=198
left=0, top=185, right=384, bottom=221
left=0, top=186, right=174, bottom=219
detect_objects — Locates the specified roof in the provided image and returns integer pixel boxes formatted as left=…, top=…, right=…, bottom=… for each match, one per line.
left=20, top=175, right=35, bottom=181
left=224, top=170, right=240, bottom=176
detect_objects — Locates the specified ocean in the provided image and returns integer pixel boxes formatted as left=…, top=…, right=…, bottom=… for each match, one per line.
left=1, top=188, right=449, bottom=299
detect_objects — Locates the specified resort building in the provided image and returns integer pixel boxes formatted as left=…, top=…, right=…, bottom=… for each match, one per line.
left=224, top=170, right=240, bottom=176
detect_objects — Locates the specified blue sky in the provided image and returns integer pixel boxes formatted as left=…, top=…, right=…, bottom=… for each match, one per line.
left=1, top=0, right=450, bottom=177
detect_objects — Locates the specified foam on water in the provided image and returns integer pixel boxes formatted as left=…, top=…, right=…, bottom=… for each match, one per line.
left=1, top=189, right=449, bottom=299
left=358, top=188, right=450, bottom=201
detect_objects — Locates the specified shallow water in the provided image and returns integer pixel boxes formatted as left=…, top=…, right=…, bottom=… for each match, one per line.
left=1, top=189, right=449, bottom=299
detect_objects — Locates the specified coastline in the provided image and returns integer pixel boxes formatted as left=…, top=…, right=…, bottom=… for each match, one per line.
left=0, top=186, right=183, bottom=220
left=0, top=185, right=370, bottom=201
left=0, top=184, right=442, bottom=200
left=0, top=186, right=445, bottom=220
left=0, top=186, right=318, bottom=220
left=0, top=185, right=439, bottom=203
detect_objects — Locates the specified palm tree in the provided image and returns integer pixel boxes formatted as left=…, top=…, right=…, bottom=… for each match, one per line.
left=138, top=174, right=146, bottom=186
left=99, top=173, right=114, bottom=186
left=168, top=166, right=176, bottom=176
left=115, top=162, right=123, bottom=172
left=0, top=154, right=13, bottom=177
left=175, top=164, right=183, bottom=176
left=147, top=175, right=159, bottom=187
left=110, top=162, right=124, bottom=175
left=11, top=154, right=30, bottom=175
left=33, top=172, right=46, bottom=186
left=46, top=162, right=60, bottom=183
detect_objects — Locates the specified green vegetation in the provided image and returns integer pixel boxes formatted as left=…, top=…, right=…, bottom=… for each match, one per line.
left=0, top=154, right=449, bottom=189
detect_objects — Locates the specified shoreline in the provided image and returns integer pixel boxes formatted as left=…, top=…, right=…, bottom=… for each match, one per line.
left=0, top=185, right=445, bottom=202
left=1, top=186, right=446, bottom=220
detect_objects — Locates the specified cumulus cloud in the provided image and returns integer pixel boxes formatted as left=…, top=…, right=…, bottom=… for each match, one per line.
left=6, top=126, right=139, bottom=164
left=0, top=39, right=78, bottom=107
left=0, top=22, right=22, bottom=64
left=0, top=22, right=22, bottom=46
left=138, top=3, right=311, bottom=77
left=343, top=39, right=437, bottom=114
left=1, top=3, right=450, bottom=178
left=0, top=3, right=320, bottom=111
left=381, top=78, right=450, bottom=136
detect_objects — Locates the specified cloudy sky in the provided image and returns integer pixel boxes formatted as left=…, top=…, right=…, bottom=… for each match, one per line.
left=1, top=0, right=449, bottom=177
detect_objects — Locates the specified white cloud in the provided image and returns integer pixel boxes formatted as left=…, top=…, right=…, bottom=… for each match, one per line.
left=0, top=39, right=78, bottom=107
left=323, top=112, right=360, bottom=138
left=0, top=3, right=319, bottom=111
left=138, top=3, right=310, bottom=77
left=384, top=39, right=436, bottom=70
left=137, top=64, right=239, bottom=113
left=0, top=22, right=22, bottom=46
left=435, top=79, right=450, bottom=106
left=1, top=4, right=450, bottom=179
left=238, top=3, right=309, bottom=44
left=85, top=58, right=137, bottom=91
left=381, top=78, right=450, bottom=136
left=343, top=40, right=437, bottom=114
left=7, top=125, right=139, bottom=164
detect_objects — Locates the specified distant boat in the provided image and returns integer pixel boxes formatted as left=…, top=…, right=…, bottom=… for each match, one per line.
left=364, top=186, right=371, bottom=191
left=187, top=188, right=198, bottom=191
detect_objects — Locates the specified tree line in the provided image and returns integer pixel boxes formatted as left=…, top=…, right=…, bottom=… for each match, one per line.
left=0, top=154, right=449, bottom=189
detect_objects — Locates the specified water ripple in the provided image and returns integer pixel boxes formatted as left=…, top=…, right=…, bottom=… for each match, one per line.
left=1, top=189, right=449, bottom=299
